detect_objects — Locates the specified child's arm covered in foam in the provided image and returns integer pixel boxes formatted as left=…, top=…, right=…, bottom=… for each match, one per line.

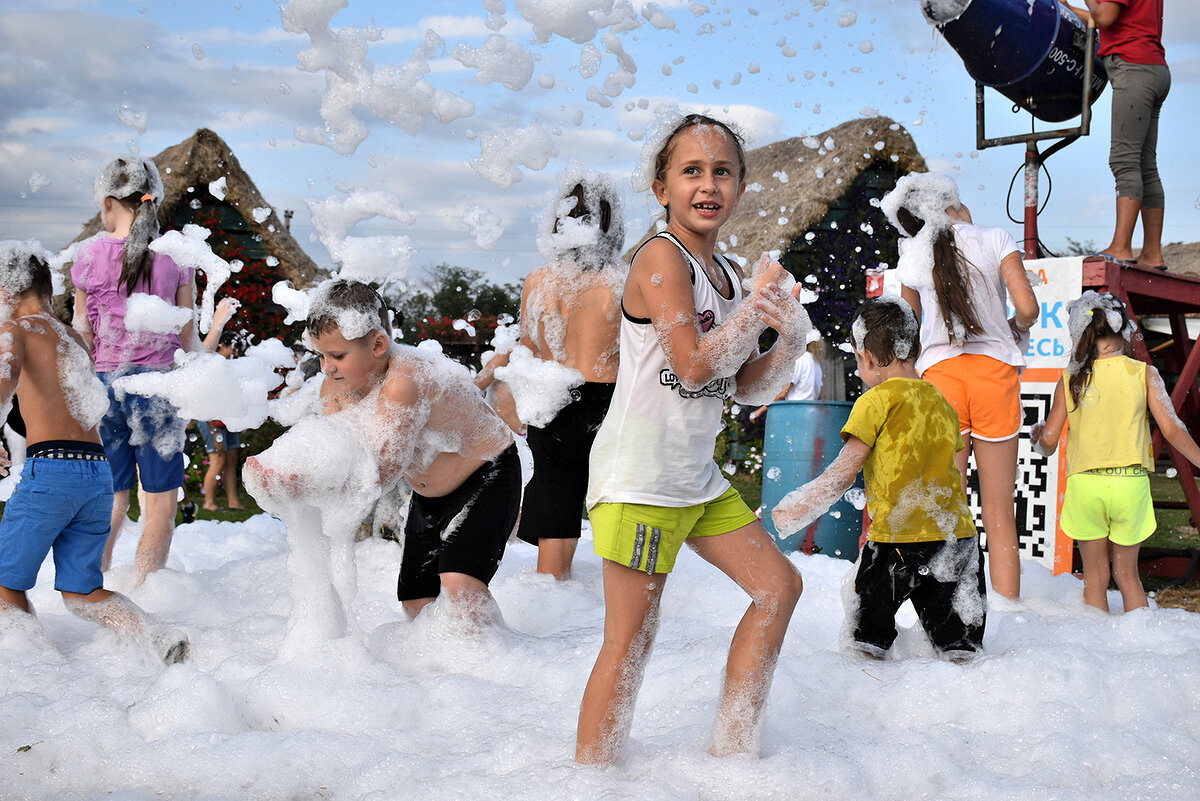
left=771, top=437, right=870, bottom=536
left=631, top=239, right=777, bottom=391
left=1147, top=366, right=1200, bottom=469
left=733, top=260, right=812, bottom=405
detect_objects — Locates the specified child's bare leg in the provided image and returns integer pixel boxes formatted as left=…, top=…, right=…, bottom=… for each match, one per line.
left=133, top=489, right=178, bottom=585
left=61, top=588, right=147, bottom=636
left=576, top=560, right=666, bottom=765
left=536, top=538, right=578, bottom=580
left=688, top=522, right=803, bottom=757
left=1111, top=542, right=1147, bottom=612
left=1076, top=539, right=1113, bottom=612
left=62, top=588, right=190, bottom=663
left=0, top=584, right=31, bottom=613
left=103, top=489, right=131, bottom=572
left=973, top=438, right=1021, bottom=599
left=402, top=596, right=435, bottom=620
left=202, top=450, right=223, bottom=510
left=223, top=448, right=244, bottom=509
left=438, top=572, right=500, bottom=625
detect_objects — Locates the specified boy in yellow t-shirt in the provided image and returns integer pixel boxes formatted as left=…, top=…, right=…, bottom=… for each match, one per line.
left=772, top=297, right=985, bottom=661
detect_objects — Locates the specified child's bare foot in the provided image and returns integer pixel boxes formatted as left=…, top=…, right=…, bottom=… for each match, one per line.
left=227, top=503, right=246, bottom=510
left=202, top=504, right=220, bottom=512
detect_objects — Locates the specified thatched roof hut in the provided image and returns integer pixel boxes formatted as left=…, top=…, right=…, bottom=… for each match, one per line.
left=720, top=116, right=926, bottom=261
left=68, top=128, right=321, bottom=288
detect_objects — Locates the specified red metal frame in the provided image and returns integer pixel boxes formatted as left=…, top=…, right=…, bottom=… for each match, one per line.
left=1084, top=256, right=1200, bottom=527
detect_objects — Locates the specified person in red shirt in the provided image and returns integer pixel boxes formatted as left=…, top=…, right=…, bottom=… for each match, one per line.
left=1061, top=0, right=1170, bottom=269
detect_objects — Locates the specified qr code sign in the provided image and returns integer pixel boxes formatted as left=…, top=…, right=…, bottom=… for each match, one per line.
left=964, top=385, right=1061, bottom=571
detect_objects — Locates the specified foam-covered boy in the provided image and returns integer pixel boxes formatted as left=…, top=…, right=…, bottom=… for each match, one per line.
left=0, top=241, right=188, bottom=663
left=246, top=279, right=521, bottom=620
left=772, top=297, right=986, bottom=661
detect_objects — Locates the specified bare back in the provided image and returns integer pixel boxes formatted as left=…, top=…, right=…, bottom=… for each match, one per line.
left=1, top=310, right=107, bottom=446
left=521, top=263, right=624, bottom=383
left=329, top=346, right=515, bottom=498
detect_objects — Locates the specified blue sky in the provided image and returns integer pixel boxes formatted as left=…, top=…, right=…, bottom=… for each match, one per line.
left=1, top=0, right=1197, bottom=288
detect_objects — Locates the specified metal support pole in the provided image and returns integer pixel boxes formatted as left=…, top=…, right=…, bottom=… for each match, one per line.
left=1023, top=140, right=1040, bottom=259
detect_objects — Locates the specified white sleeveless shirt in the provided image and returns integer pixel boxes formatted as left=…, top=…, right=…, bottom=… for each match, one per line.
left=586, top=232, right=744, bottom=508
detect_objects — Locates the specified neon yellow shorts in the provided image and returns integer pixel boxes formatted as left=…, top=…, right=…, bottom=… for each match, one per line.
left=1061, top=472, right=1156, bottom=546
left=588, top=487, right=760, bottom=574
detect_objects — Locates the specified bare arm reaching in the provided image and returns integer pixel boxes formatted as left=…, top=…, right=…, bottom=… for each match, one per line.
left=772, top=437, right=871, bottom=536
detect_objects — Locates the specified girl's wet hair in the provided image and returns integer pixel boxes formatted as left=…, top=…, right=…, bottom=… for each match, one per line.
left=853, top=297, right=920, bottom=367
left=305, top=278, right=391, bottom=339
left=895, top=205, right=982, bottom=345
left=1067, top=292, right=1132, bottom=404
left=94, top=156, right=163, bottom=296
left=652, top=114, right=747, bottom=221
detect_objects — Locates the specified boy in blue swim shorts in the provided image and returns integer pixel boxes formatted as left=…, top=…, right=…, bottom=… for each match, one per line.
left=0, top=242, right=187, bottom=663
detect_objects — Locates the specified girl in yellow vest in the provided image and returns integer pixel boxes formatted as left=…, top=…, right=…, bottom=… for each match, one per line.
left=1032, top=291, right=1200, bottom=612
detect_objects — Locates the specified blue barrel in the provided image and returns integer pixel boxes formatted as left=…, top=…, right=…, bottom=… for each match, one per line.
left=761, top=401, right=863, bottom=561
left=925, top=0, right=1108, bottom=122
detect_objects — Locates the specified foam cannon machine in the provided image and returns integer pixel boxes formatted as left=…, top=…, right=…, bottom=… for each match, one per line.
left=924, top=0, right=1108, bottom=257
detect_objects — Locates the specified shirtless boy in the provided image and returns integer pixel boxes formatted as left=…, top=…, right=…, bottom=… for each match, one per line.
left=248, top=279, right=521, bottom=619
left=0, top=242, right=187, bottom=663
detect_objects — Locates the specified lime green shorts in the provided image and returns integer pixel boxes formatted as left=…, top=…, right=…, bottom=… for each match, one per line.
left=588, top=487, right=760, bottom=574
left=1061, top=472, right=1156, bottom=546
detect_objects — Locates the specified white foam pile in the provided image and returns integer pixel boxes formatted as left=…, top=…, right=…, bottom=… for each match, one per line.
left=148, top=225, right=241, bottom=334
left=306, top=189, right=416, bottom=287
left=113, top=338, right=296, bottom=433
left=4, top=520, right=1198, bottom=800
left=494, top=344, right=584, bottom=427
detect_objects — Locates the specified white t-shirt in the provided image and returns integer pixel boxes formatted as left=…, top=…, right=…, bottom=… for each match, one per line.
left=586, top=233, right=743, bottom=508
left=902, top=223, right=1024, bottom=376
left=786, top=351, right=822, bottom=400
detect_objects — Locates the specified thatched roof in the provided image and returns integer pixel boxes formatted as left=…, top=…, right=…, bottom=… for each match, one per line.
left=69, top=128, right=321, bottom=287
left=723, top=116, right=926, bottom=261
left=1163, top=241, right=1200, bottom=275
left=627, top=116, right=927, bottom=262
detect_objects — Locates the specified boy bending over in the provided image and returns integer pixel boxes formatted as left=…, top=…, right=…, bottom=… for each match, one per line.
left=0, top=243, right=187, bottom=663
left=772, top=297, right=986, bottom=661
left=247, top=279, right=521, bottom=620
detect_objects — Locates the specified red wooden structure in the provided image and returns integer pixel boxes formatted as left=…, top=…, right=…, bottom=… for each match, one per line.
left=1084, top=256, right=1200, bottom=580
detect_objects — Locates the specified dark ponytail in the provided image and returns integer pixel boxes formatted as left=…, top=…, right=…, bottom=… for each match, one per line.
left=896, top=206, right=982, bottom=344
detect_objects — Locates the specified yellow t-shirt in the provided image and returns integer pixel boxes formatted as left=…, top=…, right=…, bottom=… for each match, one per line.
left=1064, top=355, right=1154, bottom=476
left=842, top=378, right=977, bottom=544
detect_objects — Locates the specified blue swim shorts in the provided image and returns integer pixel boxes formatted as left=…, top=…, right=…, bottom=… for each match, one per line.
left=0, top=452, right=114, bottom=594
left=198, top=420, right=240, bottom=453
left=98, top=367, right=186, bottom=493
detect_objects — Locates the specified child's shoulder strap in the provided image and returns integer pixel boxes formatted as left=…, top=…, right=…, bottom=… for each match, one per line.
left=630, top=231, right=696, bottom=286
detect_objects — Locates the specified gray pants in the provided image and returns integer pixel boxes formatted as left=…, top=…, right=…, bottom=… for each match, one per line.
left=1105, top=55, right=1171, bottom=208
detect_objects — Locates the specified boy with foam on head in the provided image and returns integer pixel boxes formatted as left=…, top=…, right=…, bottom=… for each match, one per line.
left=246, top=278, right=521, bottom=622
left=772, top=296, right=986, bottom=662
left=0, top=241, right=187, bottom=664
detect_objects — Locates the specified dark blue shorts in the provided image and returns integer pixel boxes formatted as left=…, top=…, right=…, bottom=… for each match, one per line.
left=99, top=367, right=186, bottom=493
left=0, top=455, right=114, bottom=594
left=198, top=420, right=240, bottom=453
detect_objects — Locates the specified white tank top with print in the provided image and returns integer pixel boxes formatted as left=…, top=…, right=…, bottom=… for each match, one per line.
left=586, top=232, right=744, bottom=508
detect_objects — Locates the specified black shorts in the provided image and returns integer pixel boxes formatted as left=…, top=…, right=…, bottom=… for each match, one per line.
left=397, top=443, right=522, bottom=602
left=516, top=382, right=614, bottom=544
left=851, top=537, right=987, bottom=656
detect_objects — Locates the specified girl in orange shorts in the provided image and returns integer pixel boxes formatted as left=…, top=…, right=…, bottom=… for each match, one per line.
left=883, top=173, right=1039, bottom=599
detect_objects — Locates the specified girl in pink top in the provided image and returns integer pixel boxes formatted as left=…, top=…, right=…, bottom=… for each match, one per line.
left=71, top=156, right=198, bottom=587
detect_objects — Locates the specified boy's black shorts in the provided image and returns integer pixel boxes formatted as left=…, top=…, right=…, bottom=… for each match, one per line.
left=516, top=382, right=614, bottom=544
left=851, top=536, right=987, bottom=656
left=397, top=443, right=521, bottom=602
